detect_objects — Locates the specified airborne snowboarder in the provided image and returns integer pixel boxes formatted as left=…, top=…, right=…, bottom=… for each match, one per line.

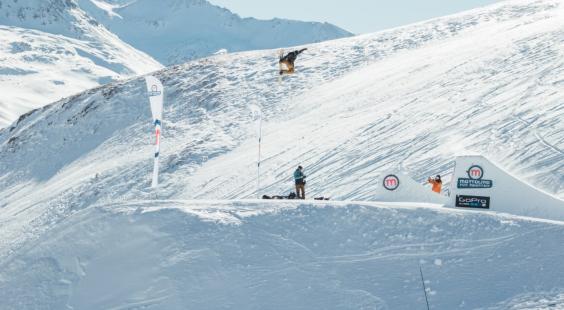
left=279, top=48, right=307, bottom=75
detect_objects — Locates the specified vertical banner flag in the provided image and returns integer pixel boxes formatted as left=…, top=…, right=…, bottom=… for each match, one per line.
left=145, top=76, right=164, bottom=188
left=249, top=105, right=263, bottom=198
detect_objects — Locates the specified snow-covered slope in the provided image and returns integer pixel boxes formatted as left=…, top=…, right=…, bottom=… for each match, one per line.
left=0, top=0, right=349, bottom=128
left=3, top=0, right=562, bottom=206
left=78, top=0, right=353, bottom=65
left=1, top=200, right=563, bottom=309
left=0, top=25, right=161, bottom=128
left=0, top=0, right=563, bottom=308
left=0, top=0, right=96, bottom=37
left=0, top=0, right=162, bottom=128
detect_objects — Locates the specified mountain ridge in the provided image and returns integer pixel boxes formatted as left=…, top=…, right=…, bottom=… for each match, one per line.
left=78, top=0, right=353, bottom=64
left=0, top=0, right=351, bottom=128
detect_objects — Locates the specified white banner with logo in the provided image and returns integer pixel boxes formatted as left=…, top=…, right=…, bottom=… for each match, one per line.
left=450, top=157, right=493, bottom=209
left=449, top=155, right=564, bottom=221
left=145, top=76, right=164, bottom=188
left=371, top=171, right=448, bottom=204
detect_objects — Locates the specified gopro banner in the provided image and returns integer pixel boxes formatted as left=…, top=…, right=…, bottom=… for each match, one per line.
left=145, top=75, right=164, bottom=188
left=456, top=195, right=490, bottom=209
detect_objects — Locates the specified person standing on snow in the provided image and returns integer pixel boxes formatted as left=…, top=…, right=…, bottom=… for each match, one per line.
left=428, top=175, right=442, bottom=194
left=294, top=165, right=306, bottom=199
left=279, top=48, right=307, bottom=75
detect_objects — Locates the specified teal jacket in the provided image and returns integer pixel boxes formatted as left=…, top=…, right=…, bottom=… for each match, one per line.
left=294, top=169, right=305, bottom=185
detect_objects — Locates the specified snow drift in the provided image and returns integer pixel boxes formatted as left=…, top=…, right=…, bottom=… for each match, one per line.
left=1, top=201, right=563, bottom=309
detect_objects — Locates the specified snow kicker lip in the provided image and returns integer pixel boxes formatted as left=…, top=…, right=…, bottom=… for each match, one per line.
left=450, top=155, right=564, bottom=221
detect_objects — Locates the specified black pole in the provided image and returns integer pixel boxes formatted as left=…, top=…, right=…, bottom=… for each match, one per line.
left=419, top=265, right=430, bottom=310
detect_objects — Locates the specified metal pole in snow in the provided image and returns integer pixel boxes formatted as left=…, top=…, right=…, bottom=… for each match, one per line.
left=249, top=105, right=263, bottom=199
left=152, top=121, right=161, bottom=188
left=420, top=265, right=431, bottom=310
left=257, top=115, right=262, bottom=199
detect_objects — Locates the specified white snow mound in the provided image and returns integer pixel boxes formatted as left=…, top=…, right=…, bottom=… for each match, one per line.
left=0, top=201, right=563, bottom=309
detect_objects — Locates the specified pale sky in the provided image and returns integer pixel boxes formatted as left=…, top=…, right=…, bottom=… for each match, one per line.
left=209, top=0, right=501, bottom=34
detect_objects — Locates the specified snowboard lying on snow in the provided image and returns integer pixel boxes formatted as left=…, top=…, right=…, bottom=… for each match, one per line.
left=262, top=193, right=330, bottom=200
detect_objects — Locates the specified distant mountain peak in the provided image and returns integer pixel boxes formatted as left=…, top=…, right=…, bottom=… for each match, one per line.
left=79, top=0, right=353, bottom=65
left=0, top=0, right=351, bottom=128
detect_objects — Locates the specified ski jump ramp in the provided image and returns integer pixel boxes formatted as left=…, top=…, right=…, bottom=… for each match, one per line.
left=370, top=156, right=564, bottom=222
left=449, top=155, right=564, bottom=222
left=372, top=171, right=449, bottom=205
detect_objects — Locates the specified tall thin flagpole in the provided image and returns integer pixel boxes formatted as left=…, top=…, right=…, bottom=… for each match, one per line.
left=250, top=105, right=262, bottom=199
left=152, top=121, right=161, bottom=188
left=256, top=113, right=262, bottom=199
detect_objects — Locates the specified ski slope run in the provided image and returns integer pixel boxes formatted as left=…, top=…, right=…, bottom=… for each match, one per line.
left=0, top=0, right=563, bottom=309
left=1, top=0, right=562, bottom=211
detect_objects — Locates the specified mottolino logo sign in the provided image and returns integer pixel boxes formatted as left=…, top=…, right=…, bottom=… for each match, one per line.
left=383, top=175, right=400, bottom=191
left=457, top=165, right=493, bottom=189
left=456, top=195, right=490, bottom=209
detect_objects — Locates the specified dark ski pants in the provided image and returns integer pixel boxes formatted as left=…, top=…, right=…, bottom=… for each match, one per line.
left=295, top=183, right=305, bottom=199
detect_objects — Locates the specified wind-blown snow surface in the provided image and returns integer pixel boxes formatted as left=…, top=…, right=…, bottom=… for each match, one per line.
left=0, top=0, right=162, bottom=128
left=78, top=0, right=353, bottom=65
left=1, top=0, right=564, bottom=308
left=1, top=201, right=564, bottom=309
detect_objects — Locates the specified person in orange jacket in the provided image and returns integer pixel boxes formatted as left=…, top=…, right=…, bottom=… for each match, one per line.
left=428, top=175, right=442, bottom=194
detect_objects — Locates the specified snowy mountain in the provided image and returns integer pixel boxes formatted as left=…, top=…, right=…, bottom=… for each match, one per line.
left=0, top=0, right=563, bottom=308
left=76, top=0, right=353, bottom=65
left=0, top=0, right=162, bottom=128
left=0, top=0, right=96, bottom=37
left=0, top=25, right=161, bottom=128
left=0, top=0, right=350, bottom=128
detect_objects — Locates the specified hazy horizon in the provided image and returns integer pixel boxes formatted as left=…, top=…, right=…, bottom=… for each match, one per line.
left=209, top=0, right=500, bottom=34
